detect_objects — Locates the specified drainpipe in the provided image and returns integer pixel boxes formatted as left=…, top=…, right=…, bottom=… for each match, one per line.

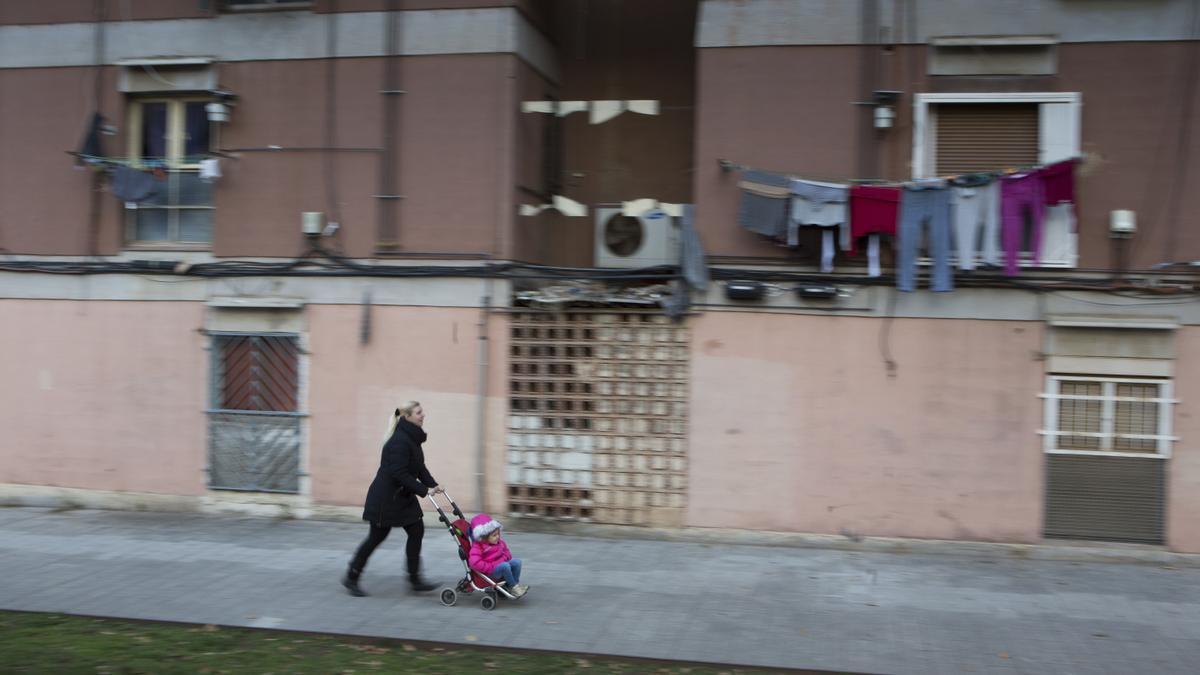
left=473, top=284, right=493, bottom=511
left=87, top=0, right=107, bottom=256
left=856, top=0, right=882, bottom=181
left=377, top=0, right=404, bottom=250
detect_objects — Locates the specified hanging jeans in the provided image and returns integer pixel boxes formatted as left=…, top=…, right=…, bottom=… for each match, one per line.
left=897, top=184, right=953, bottom=292
left=1000, top=172, right=1046, bottom=276
left=951, top=181, right=1001, bottom=270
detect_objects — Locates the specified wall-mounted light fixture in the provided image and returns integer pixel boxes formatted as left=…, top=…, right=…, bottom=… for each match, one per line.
left=205, top=88, right=239, bottom=123
left=871, top=90, right=902, bottom=129
left=205, top=102, right=230, bottom=123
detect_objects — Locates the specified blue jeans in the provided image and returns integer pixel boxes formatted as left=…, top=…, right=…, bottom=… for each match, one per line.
left=491, top=559, right=522, bottom=587
left=897, top=185, right=954, bottom=292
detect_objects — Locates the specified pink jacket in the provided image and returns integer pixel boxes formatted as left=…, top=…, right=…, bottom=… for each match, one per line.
left=469, top=538, right=512, bottom=575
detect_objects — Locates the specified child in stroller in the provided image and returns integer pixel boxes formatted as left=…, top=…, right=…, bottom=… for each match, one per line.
left=469, top=513, right=527, bottom=598
left=426, top=490, right=529, bottom=610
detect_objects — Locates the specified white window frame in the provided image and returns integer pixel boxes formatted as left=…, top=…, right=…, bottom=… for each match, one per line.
left=912, top=92, right=1081, bottom=268
left=1040, top=375, right=1177, bottom=459
left=125, top=97, right=215, bottom=247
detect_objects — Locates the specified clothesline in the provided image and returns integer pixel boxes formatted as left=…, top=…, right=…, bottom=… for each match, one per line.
left=727, top=157, right=1079, bottom=189
left=736, top=157, right=1081, bottom=292
left=68, top=152, right=237, bottom=168
left=69, top=152, right=169, bottom=168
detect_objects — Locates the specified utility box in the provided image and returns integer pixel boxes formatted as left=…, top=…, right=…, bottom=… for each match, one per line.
left=301, top=211, right=324, bottom=236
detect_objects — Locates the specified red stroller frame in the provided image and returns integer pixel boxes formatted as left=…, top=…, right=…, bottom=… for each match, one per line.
left=425, top=490, right=519, bottom=610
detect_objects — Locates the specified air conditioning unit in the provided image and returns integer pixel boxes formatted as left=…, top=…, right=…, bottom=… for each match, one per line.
left=594, top=206, right=681, bottom=268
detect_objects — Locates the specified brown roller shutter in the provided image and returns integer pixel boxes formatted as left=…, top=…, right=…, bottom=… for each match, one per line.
left=1044, top=454, right=1165, bottom=544
left=935, top=103, right=1039, bottom=175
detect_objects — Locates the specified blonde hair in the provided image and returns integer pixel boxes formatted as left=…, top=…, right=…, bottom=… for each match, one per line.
left=385, top=400, right=422, bottom=440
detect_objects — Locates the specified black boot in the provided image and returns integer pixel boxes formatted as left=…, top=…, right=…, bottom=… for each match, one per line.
left=342, top=568, right=367, bottom=597
left=409, top=575, right=437, bottom=592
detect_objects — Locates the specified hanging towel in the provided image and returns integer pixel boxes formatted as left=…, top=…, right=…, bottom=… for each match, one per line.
left=111, top=166, right=158, bottom=203
left=737, top=170, right=791, bottom=240
left=199, top=158, right=221, bottom=183
left=1038, top=159, right=1077, bottom=206
left=1038, top=158, right=1079, bottom=232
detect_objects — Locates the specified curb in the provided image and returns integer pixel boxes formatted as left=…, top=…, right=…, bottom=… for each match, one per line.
left=504, top=516, right=1200, bottom=568
left=4, top=484, right=1198, bottom=569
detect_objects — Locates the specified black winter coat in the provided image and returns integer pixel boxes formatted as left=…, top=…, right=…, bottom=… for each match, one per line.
left=361, top=418, right=438, bottom=527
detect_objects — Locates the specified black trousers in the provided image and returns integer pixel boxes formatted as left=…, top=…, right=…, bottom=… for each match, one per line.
left=349, top=520, right=424, bottom=578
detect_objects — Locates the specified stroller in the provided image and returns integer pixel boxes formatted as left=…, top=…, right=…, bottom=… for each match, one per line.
left=426, top=490, right=522, bottom=610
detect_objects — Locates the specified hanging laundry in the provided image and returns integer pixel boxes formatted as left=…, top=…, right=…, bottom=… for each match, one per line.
left=679, top=204, right=709, bottom=292
left=788, top=179, right=849, bottom=246
left=999, top=171, right=1046, bottom=276
left=849, top=185, right=900, bottom=244
left=737, top=170, right=791, bottom=240
left=77, top=111, right=105, bottom=161
left=111, top=166, right=158, bottom=203
left=949, top=174, right=1001, bottom=271
left=1041, top=203, right=1076, bottom=265
left=896, top=180, right=953, bottom=292
left=199, top=158, right=221, bottom=183
left=790, top=179, right=849, bottom=272
left=1037, top=158, right=1079, bottom=232
left=849, top=185, right=900, bottom=277
left=1038, top=158, right=1077, bottom=206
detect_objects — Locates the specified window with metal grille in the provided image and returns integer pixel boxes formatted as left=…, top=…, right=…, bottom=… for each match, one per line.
left=1041, top=376, right=1176, bottom=457
left=208, top=334, right=303, bottom=493
left=214, top=335, right=300, bottom=412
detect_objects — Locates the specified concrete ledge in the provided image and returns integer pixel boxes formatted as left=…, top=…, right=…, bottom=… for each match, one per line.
left=504, top=516, right=1200, bottom=568
left=4, top=483, right=1197, bottom=567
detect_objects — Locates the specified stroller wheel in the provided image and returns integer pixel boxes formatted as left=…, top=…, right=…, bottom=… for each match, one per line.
left=439, top=588, right=457, bottom=607
left=480, top=594, right=497, bottom=611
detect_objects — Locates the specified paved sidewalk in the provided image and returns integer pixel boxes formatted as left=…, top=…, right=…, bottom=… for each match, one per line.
left=2, top=507, right=1199, bottom=674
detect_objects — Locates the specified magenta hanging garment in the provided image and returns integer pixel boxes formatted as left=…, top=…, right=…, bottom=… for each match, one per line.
left=1038, top=158, right=1079, bottom=231
left=999, top=171, right=1046, bottom=276
left=1039, top=159, right=1077, bottom=205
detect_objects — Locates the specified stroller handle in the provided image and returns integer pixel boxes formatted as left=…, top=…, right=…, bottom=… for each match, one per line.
left=425, top=489, right=467, bottom=522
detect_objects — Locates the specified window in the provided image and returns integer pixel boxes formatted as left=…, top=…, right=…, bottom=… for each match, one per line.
left=913, top=92, right=1081, bottom=267
left=125, top=98, right=215, bottom=245
left=208, top=333, right=303, bottom=493
left=1041, top=376, right=1176, bottom=457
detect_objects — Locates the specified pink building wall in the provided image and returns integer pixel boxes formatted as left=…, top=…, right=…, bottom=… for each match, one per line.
left=0, top=299, right=208, bottom=494
left=306, top=304, right=511, bottom=515
left=688, top=312, right=1046, bottom=543
left=2, top=298, right=1197, bottom=552
left=1168, top=326, right=1200, bottom=553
